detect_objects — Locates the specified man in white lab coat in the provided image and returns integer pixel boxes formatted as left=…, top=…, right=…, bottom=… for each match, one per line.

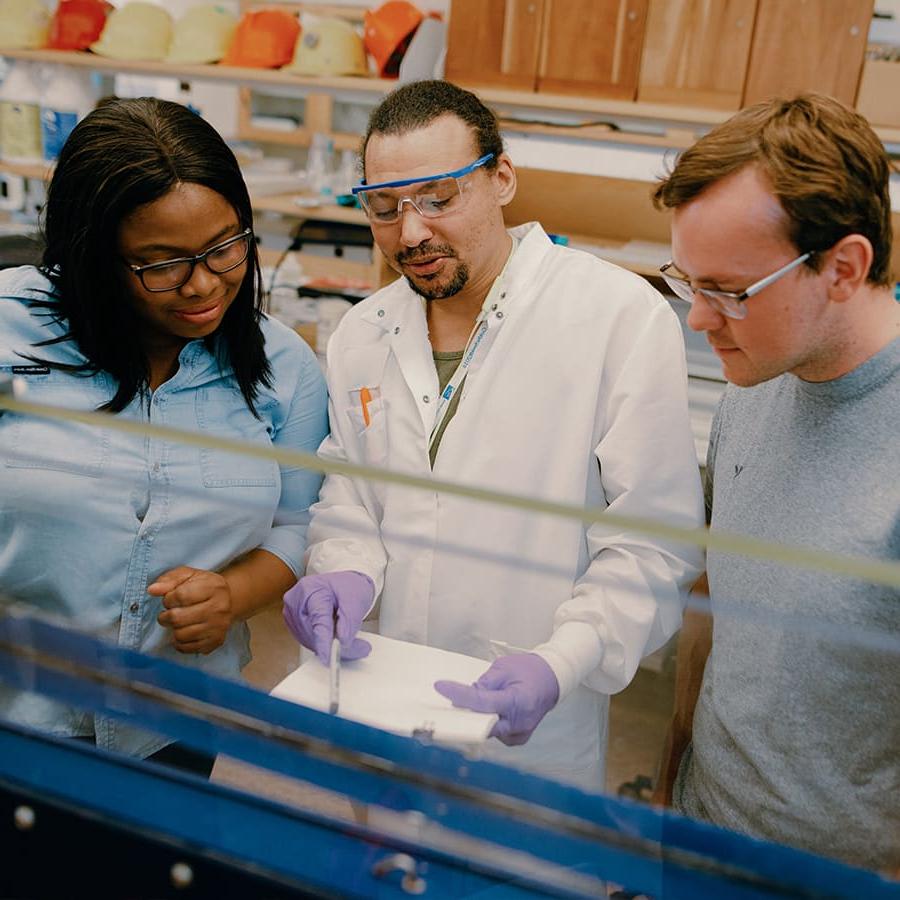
left=283, top=80, right=704, bottom=786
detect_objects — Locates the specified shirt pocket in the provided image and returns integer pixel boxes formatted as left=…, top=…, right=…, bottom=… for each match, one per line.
left=2, top=368, right=112, bottom=478
left=195, top=386, right=279, bottom=488
left=346, top=401, right=388, bottom=468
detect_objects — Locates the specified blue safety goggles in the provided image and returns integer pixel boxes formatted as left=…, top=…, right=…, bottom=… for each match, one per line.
left=351, top=153, right=494, bottom=224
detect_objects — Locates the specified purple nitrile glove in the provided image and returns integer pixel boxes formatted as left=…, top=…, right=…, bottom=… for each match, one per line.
left=283, top=571, right=374, bottom=665
left=434, top=653, right=560, bottom=746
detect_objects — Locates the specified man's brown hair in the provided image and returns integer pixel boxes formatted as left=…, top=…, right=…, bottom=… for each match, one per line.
left=653, top=93, right=893, bottom=286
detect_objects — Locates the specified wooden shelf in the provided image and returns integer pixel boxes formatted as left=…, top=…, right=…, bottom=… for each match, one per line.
left=0, top=48, right=394, bottom=95
left=252, top=194, right=367, bottom=225
left=4, top=48, right=899, bottom=147
left=0, top=160, right=52, bottom=180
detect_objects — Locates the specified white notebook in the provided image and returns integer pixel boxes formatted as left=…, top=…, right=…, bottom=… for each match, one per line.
left=271, top=633, right=498, bottom=745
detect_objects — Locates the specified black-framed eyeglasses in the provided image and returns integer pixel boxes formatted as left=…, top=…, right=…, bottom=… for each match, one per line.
left=126, top=228, right=253, bottom=292
left=659, top=251, right=812, bottom=320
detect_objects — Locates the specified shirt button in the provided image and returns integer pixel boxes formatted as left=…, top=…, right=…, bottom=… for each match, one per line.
left=129, top=603, right=139, bottom=614
left=496, top=311, right=504, bottom=319
left=152, top=463, right=160, bottom=474
left=423, top=395, right=430, bottom=403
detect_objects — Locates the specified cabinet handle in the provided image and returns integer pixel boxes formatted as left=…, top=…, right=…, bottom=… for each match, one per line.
left=371, top=853, right=428, bottom=894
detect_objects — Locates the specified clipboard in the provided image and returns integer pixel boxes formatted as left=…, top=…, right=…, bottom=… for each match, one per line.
left=271, top=633, right=498, bottom=745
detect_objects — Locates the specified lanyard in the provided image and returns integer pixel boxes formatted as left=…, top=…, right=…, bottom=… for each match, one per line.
left=427, top=251, right=514, bottom=452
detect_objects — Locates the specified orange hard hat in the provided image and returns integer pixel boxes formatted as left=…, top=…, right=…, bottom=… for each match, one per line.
left=220, top=8, right=300, bottom=68
left=49, top=0, right=112, bottom=50
left=364, top=1, right=423, bottom=78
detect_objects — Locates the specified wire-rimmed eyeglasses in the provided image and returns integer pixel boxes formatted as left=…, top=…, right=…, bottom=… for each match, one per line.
left=659, top=251, right=812, bottom=320
left=352, top=154, right=494, bottom=224
left=126, top=228, right=253, bottom=293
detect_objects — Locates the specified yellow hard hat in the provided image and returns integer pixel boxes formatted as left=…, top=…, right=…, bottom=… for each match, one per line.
left=0, top=0, right=50, bottom=49
left=285, top=14, right=367, bottom=77
left=91, top=1, right=172, bottom=61
left=166, top=4, right=237, bottom=64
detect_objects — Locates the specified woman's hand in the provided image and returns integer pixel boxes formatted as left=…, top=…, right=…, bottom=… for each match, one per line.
left=151, top=566, right=234, bottom=655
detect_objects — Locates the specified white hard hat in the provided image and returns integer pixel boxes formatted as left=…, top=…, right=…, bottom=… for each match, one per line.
left=91, top=1, right=172, bottom=61
left=167, top=4, right=237, bottom=64
left=285, top=14, right=368, bottom=77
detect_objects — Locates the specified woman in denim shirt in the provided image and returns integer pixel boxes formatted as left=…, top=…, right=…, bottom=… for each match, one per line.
left=0, top=98, right=328, bottom=773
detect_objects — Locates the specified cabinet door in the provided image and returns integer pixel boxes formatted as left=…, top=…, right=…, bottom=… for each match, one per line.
left=537, top=0, right=649, bottom=99
left=742, top=0, right=873, bottom=106
left=445, top=0, right=546, bottom=91
left=637, top=0, right=757, bottom=110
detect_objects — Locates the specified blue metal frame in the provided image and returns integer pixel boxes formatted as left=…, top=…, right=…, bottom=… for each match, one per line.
left=0, top=608, right=897, bottom=899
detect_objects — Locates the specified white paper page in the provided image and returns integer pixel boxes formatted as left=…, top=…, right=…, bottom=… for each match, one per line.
left=271, top=634, right=498, bottom=744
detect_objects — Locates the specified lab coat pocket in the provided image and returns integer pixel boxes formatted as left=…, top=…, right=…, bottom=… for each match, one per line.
left=346, top=402, right=388, bottom=469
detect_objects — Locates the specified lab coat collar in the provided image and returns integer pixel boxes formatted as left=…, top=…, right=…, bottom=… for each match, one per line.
left=355, top=222, right=553, bottom=431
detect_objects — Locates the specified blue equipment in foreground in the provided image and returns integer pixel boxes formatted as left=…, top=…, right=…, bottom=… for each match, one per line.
left=0, top=605, right=897, bottom=899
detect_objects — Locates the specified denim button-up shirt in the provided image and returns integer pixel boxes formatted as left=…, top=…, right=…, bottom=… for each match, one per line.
left=0, top=266, right=328, bottom=757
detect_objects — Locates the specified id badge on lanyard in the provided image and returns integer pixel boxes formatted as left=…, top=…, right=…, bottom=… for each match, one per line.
left=427, top=292, right=507, bottom=452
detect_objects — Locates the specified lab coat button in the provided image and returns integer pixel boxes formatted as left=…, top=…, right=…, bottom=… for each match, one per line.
left=394, top=326, right=400, bottom=334
left=496, top=311, right=504, bottom=319
left=377, top=309, right=385, bottom=317
left=422, top=395, right=430, bottom=403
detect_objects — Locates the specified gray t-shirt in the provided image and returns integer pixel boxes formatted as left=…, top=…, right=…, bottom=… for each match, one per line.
left=675, top=338, right=900, bottom=871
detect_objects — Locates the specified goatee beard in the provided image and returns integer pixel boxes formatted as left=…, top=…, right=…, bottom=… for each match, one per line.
left=406, top=263, right=470, bottom=300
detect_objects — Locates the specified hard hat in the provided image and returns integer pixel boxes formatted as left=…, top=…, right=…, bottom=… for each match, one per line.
left=220, top=9, right=300, bottom=69
left=90, top=2, right=173, bottom=61
left=167, top=4, right=237, bottom=64
left=0, top=0, right=50, bottom=49
left=48, top=0, right=113, bottom=51
left=364, top=1, right=423, bottom=78
left=285, top=14, right=367, bottom=77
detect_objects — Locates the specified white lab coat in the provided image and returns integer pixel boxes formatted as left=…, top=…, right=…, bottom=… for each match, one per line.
left=307, top=222, right=704, bottom=786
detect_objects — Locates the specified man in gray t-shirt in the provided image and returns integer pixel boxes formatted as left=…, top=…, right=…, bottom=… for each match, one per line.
left=651, top=92, right=900, bottom=874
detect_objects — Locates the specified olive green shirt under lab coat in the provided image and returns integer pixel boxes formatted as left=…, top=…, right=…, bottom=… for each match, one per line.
left=429, top=350, right=464, bottom=467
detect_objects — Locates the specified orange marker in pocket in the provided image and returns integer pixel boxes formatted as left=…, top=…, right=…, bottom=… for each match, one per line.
left=359, top=386, right=372, bottom=427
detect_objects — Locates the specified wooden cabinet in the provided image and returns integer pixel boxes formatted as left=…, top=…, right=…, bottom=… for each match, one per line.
left=742, top=0, right=873, bottom=106
left=637, top=0, right=757, bottom=110
left=446, top=0, right=649, bottom=100
left=537, top=0, right=648, bottom=99
left=445, top=0, right=546, bottom=91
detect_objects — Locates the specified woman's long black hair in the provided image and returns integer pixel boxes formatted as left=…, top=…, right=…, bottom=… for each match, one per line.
left=35, top=96, right=271, bottom=414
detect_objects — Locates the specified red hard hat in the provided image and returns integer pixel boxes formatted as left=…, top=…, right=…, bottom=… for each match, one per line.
left=49, top=0, right=112, bottom=50
left=364, top=1, right=423, bottom=78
